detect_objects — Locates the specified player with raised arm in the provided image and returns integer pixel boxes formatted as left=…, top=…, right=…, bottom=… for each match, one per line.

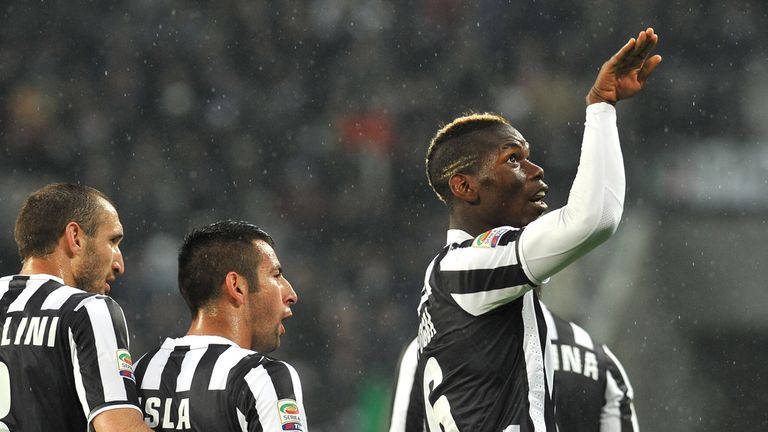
left=0, top=183, right=152, bottom=432
left=415, top=28, right=661, bottom=431
left=134, top=220, right=306, bottom=431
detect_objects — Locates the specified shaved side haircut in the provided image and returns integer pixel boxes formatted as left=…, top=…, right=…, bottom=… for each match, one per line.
left=178, top=220, right=274, bottom=316
left=425, top=113, right=511, bottom=204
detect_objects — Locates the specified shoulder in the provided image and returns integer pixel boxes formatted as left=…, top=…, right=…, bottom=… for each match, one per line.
left=234, top=354, right=303, bottom=398
left=455, top=226, right=521, bottom=249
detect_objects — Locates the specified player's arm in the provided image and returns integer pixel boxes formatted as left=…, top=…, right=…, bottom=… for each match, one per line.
left=68, top=296, right=149, bottom=431
left=242, top=359, right=308, bottom=432
left=518, top=28, right=661, bottom=284
left=600, top=345, right=639, bottom=432
left=92, top=408, right=154, bottom=432
left=388, top=338, right=424, bottom=432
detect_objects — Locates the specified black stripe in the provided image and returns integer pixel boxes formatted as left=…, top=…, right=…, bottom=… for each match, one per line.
left=262, top=357, right=297, bottom=400
left=9, top=275, right=30, bottom=289
left=439, top=264, right=532, bottom=295
left=605, top=353, right=634, bottom=431
left=22, top=279, right=62, bottom=313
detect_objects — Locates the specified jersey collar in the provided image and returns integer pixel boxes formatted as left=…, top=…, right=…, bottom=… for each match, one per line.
left=446, top=229, right=473, bottom=245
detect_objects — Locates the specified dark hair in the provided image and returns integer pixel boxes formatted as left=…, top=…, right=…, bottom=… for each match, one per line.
left=14, top=183, right=114, bottom=261
left=178, top=220, right=274, bottom=316
left=425, top=113, right=511, bottom=204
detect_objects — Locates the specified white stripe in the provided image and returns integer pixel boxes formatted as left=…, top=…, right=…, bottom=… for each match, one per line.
left=244, top=366, right=281, bottom=430
left=603, top=345, right=639, bottom=431
left=284, top=362, right=308, bottom=430
left=502, top=426, right=520, bottom=432
left=69, top=328, right=92, bottom=417
left=209, top=346, right=251, bottom=390
left=603, top=346, right=634, bottom=399
left=176, top=347, right=207, bottom=392
left=140, top=344, right=173, bottom=390
left=84, top=299, right=128, bottom=402
left=285, top=362, right=304, bottom=404
left=451, top=285, right=530, bottom=316
left=236, top=407, right=248, bottom=432
left=41, top=286, right=82, bottom=310
left=521, top=292, right=547, bottom=432
left=0, top=279, right=9, bottom=299
left=601, top=369, right=623, bottom=432
left=570, top=322, right=594, bottom=350
left=389, top=339, right=418, bottom=432
left=440, top=242, right=518, bottom=272
left=417, top=259, right=437, bottom=312
left=7, top=278, right=45, bottom=312
left=88, top=404, right=143, bottom=424
left=540, top=304, right=558, bottom=341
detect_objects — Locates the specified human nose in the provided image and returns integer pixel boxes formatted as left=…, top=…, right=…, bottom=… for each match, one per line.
left=524, top=159, right=544, bottom=180
left=283, top=279, right=298, bottom=305
left=113, top=247, right=125, bottom=276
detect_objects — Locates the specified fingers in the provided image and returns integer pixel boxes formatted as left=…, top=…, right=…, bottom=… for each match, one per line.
left=632, top=28, right=658, bottom=61
left=638, top=54, right=663, bottom=82
left=612, top=37, right=637, bottom=64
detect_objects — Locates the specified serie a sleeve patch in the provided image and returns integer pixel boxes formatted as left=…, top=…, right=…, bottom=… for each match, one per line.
left=276, top=398, right=303, bottom=430
left=116, top=349, right=135, bottom=381
left=472, top=227, right=511, bottom=248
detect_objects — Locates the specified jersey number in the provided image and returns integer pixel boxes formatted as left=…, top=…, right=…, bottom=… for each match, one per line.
left=0, top=361, right=10, bottom=431
left=423, top=357, right=458, bottom=432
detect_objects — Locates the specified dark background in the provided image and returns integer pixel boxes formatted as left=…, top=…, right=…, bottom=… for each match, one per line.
left=1, top=1, right=766, bottom=430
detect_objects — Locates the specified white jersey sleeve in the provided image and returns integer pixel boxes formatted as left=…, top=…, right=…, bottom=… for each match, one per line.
left=519, top=102, right=625, bottom=284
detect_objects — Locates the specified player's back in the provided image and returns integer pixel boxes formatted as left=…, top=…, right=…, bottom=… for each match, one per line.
left=0, top=274, right=137, bottom=431
left=542, top=305, right=638, bottom=432
left=134, top=335, right=307, bottom=432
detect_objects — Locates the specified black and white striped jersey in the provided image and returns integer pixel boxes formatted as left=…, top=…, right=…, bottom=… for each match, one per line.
left=134, top=335, right=307, bottom=432
left=416, top=228, right=555, bottom=432
left=390, top=306, right=638, bottom=432
left=0, top=274, right=141, bottom=431
left=415, top=103, right=625, bottom=432
left=541, top=305, right=638, bottom=432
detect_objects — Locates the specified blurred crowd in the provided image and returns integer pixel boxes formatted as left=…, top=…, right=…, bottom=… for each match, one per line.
left=1, top=1, right=766, bottom=430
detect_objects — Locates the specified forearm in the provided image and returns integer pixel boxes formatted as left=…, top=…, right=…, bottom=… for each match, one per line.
left=519, top=103, right=624, bottom=283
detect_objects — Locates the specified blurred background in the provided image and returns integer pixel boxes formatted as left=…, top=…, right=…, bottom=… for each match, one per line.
left=1, top=0, right=767, bottom=430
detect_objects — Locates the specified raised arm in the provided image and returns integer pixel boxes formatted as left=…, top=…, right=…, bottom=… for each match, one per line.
left=518, top=29, right=661, bottom=284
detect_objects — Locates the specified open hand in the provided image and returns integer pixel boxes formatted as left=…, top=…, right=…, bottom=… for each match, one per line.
left=587, top=28, right=662, bottom=105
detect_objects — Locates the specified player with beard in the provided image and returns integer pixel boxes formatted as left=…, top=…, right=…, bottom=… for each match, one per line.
left=0, top=183, right=152, bottom=431
left=414, top=28, right=660, bottom=431
left=133, top=221, right=306, bottom=431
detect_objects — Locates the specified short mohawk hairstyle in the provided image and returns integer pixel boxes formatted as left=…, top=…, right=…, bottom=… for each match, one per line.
left=425, top=112, right=510, bottom=203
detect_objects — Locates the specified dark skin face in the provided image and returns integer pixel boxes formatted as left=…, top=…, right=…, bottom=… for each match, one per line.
left=448, top=124, right=548, bottom=235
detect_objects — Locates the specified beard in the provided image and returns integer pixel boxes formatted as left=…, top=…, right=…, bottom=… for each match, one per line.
left=73, top=241, right=107, bottom=294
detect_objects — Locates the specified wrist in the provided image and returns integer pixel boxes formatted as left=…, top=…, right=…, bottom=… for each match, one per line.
left=586, top=87, right=616, bottom=106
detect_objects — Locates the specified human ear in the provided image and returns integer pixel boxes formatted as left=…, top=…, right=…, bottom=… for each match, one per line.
left=223, top=272, right=247, bottom=305
left=63, top=222, right=84, bottom=257
left=449, top=173, right=478, bottom=204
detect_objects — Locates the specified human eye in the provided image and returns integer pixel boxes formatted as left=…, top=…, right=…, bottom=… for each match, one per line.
left=507, top=154, right=520, bottom=165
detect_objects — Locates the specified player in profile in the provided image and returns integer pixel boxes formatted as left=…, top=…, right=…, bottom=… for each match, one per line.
left=389, top=301, right=639, bottom=432
left=0, top=183, right=152, bottom=431
left=415, top=28, right=661, bottom=431
left=134, top=220, right=307, bottom=431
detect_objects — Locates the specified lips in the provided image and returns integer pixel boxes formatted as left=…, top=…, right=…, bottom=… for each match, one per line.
left=530, top=186, right=548, bottom=210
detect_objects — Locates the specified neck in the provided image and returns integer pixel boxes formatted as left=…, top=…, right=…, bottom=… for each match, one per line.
left=19, top=254, right=74, bottom=285
left=187, top=304, right=251, bottom=349
left=448, top=212, right=493, bottom=238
